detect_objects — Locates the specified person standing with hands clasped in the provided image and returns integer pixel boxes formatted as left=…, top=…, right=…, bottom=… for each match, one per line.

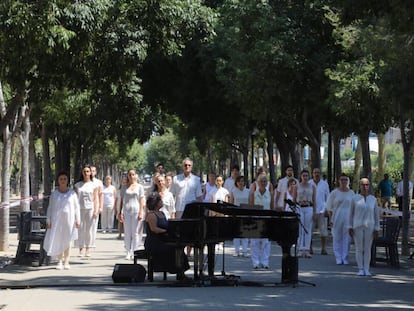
left=349, top=178, right=380, bottom=276
left=43, top=171, right=80, bottom=270
left=296, top=169, right=316, bottom=258
left=119, top=169, right=146, bottom=260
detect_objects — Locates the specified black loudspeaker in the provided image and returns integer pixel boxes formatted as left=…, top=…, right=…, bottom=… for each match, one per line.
left=112, top=264, right=147, bottom=283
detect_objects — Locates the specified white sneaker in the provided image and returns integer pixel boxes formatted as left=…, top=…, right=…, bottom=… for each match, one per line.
left=56, top=262, right=63, bottom=270
left=64, top=264, right=71, bottom=270
left=125, top=252, right=131, bottom=260
left=364, top=270, right=372, bottom=276
left=357, top=269, right=365, bottom=276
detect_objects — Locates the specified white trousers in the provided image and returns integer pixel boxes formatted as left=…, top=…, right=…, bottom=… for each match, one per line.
left=353, top=227, right=374, bottom=271
left=250, top=238, right=270, bottom=267
left=123, top=212, right=144, bottom=252
left=332, top=219, right=350, bottom=263
left=77, top=209, right=96, bottom=248
left=298, top=207, right=313, bottom=251
left=101, top=205, right=114, bottom=230
left=233, top=238, right=249, bottom=254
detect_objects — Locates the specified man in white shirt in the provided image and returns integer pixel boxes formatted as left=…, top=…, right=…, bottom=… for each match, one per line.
left=310, top=168, right=330, bottom=255
left=224, top=164, right=240, bottom=193
left=170, top=157, right=203, bottom=257
left=170, top=157, right=203, bottom=219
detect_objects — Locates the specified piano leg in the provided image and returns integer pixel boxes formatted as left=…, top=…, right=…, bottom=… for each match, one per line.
left=207, top=243, right=216, bottom=277
left=193, top=247, right=200, bottom=280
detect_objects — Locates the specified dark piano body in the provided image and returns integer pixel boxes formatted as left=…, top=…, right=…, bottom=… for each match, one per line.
left=167, top=202, right=300, bottom=284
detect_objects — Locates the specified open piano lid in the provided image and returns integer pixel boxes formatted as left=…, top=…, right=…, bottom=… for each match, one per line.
left=182, top=201, right=296, bottom=218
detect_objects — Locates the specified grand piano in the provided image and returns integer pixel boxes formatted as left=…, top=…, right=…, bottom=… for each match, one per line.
left=167, top=201, right=300, bottom=284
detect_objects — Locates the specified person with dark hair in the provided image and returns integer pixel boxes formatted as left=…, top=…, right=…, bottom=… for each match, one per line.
left=326, top=173, right=355, bottom=265
left=119, top=169, right=146, bottom=260
left=74, top=164, right=99, bottom=258
left=43, top=171, right=80, bottom=270
left=144, top=192, right=190, bottom=280
left=275, top=165, right=297, bottom=210
left=296, top=169, right=316, bottom=258
left=230, top=176, right=250, bottom=257
left=378, top=173, right=393, bottom=209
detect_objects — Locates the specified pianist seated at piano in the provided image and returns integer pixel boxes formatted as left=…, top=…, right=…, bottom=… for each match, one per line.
left=144, top=192, right=190, bottom=280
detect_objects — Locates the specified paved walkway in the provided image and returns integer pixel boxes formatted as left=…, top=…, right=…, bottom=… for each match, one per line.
left=1, top=231, right=414, bottom=311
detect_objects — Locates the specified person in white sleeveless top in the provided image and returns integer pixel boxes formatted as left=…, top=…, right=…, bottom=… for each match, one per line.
left=296, top=169, right=316, bottom=258
left=210, top=174, right=230, bottom=204
left=119, top=169, right=146, bottom=260
left=284, top=178, right=297, bottom=211
left=249, top=175, right=274, bottom=269
left=102, top=176, right=117, bottom=233
left=230, top=176, right=250, bottom=257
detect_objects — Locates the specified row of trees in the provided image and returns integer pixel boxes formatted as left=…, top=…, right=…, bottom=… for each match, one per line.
left=1, top=1, right=414, bottom=253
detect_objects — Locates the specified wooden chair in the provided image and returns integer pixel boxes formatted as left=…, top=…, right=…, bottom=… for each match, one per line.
left=14, top=211, right=48, bottom=266
left=371, top=217, right=401, bottom=267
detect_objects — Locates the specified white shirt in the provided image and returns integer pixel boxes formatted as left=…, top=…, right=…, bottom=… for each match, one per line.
left=74, top=181, right=96, bottom=210
left=160, top=190, right=176, bottom=219
left=231, top=187, right=250, bottom=206
left=253, top=188, right=271, bottom=210
left=103, top=184, right=116, bottom=207
left=210, top=187, right=230, bottom=203
left=224, top=177, right=236, bottom=193
left=171, top=173, right=203, bottom=212
left=310, top=179, right=330, bottom=214
left=349, top=194, right=380, bottom=231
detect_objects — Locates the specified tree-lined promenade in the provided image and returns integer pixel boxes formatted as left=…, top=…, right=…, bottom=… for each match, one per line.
left=1, top=1, right=414, bottom=253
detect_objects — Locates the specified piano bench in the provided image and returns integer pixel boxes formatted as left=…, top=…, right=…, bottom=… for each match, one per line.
left=133, top=250, right=167, bottom=282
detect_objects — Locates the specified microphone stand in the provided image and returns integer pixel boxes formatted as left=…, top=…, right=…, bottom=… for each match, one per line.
left=283, top=199, right=316, bottom=287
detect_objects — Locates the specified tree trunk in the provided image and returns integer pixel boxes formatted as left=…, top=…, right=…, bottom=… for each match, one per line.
left=42, top=123, right=52, bottom=196
left=400, top=115, right=412, bottom=256
left=352, top=136, right=362, bottom=192
left=29, top=131, right=39, bottom=199
left=359, top=130, right=372, bottom=182
left=19, top=104, right=31, bottom=212
left=0, top=82, right=11, bottom=251
left=377, top=132, right=386, bottom=183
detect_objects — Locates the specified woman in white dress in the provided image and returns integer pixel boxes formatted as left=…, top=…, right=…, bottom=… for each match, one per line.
left=326, top=173, right=355, bottom=265
left=74, top=164, right=99, bottom=258
left=119, top=169, right=146, bottom=260
left=102, top=176, right=117, bottom=233
left=230, top=176, right=250, bottom=257
left=43, top=171, right=80, bottom=269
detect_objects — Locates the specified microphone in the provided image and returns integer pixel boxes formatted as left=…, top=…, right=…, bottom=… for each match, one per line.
left=284, top=199, right=299, bottom=214
left=284, top=199, right=296, bottom=207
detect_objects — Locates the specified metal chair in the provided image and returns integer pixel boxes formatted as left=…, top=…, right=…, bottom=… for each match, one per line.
left=371, top=217, right=401, bottom=267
